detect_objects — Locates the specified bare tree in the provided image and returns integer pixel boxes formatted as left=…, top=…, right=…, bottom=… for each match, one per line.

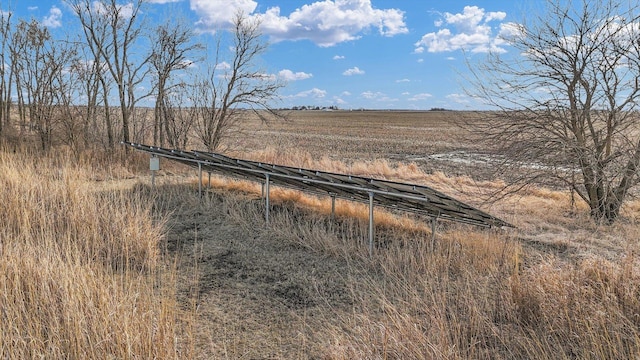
left=8, top=17, right=27, bottom=130
left=67, top=0, right=151, bottom=147
left=466, top=0, right=640, bottom=224
left=149, top=18, right=202, bottom=147
left=0, top=10, right=12, bottom=136
left=162, top=82, right=198, bottom=149
left=192, top=12, right=285, bottom=152
left=68, top=46, right=110, bottom=149
left=10, top=19, right=77, bottom=151
left=67, top=7, right=117, bottom=150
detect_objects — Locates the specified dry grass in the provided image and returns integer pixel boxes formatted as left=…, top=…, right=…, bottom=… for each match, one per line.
left=190, top=142, right=640, bottom=359
left=0, top=148, right=193, bottom=359
left=206, top=178, right=640, bottom=359
left=4, top=110, right=640, bottom=359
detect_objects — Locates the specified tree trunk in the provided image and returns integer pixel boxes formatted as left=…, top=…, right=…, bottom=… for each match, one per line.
left=101, top=77, right=113, bottom=149
left=121, top=104, right=130, bottom=144
left=589, top=194, right=622, bottom=224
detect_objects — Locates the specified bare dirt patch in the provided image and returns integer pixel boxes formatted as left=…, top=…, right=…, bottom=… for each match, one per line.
left=149, top=183, right=371, bottom=359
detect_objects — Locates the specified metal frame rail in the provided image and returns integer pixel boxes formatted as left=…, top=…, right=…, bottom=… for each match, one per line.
left=123, top=142, right=512, bottom=255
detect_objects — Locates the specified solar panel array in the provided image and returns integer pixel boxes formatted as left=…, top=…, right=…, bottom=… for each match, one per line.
left=123, top=142, right=512, bottom=228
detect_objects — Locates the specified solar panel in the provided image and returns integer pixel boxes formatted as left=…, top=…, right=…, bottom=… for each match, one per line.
left=123, top=141, right=512, bottom=229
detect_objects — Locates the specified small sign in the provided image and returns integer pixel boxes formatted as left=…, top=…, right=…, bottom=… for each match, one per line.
left=150, top=157, right=160, bottom=171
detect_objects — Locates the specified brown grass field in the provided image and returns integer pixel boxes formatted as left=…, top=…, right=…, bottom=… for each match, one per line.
left=2, top=110, right=640, bottom=359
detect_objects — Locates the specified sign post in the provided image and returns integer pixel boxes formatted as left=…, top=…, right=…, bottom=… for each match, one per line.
left=150, top=155, right=160, bottom=187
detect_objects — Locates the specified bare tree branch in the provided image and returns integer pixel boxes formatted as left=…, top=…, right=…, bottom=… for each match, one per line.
left=150, top=16, right=202, bottom=147
left=465, top=0, right=640, bottom=224
left=192, top=12, right=286, bottom=152
left=67, top=0, right=151, bottom=147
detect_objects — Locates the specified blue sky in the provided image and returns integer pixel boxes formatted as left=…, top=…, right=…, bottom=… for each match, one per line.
left=14, top=0, right=528, bottom=110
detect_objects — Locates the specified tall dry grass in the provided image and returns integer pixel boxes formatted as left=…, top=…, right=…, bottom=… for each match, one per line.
left=202, top=147, right=640, bottom=359
left=0, top=149, right=193, bottom=359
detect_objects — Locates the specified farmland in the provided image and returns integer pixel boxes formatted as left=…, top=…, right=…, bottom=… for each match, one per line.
left=2, top=110, right=640, bottom=359
left=229, top=110, right=490, bottom=178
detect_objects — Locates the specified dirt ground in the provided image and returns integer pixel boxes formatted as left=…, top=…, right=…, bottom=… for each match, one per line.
left=150, top=183, right=373, bottom=359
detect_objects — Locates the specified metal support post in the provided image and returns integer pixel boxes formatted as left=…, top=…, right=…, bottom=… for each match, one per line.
left=369, top=192, right=374, bottom=256
left=431, top=216, right=438, bottom=251
left=265, top=174, right=270, bottom=224
left=331, top=195, right=336, bottom=221
left=198, top=162, right=202, bottom=198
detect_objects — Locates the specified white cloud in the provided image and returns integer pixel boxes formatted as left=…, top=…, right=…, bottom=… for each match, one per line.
left=191, top=0, right=408, bottom=47
left=149, top=0, right=183, bottom=3
left=361, top=91, right=384, bottom=99
left=497, top=22, right=525, bottom=45
left=408, top=93, right=432, bottom=101
left=333, top=55, right=345, bottom=60
left=92, top=2, right=134, bottom=19
left=191, top=0, right=257, bottom=31
left=446, top=93, right=470, bottom=104
left=333, top=96, right=346, bottom=105
left=215, top=61, right=231, bottom=70
left=291, top=87, right=327, bottom=98
left=28, top=6, right=38, bottom=11
left=361, top=91, right=396, bottom=103
left=341, top=91, right=351, bottom=96
left=396, top=78, right=410, bottom=83
left=414, top=6, right=510, bottom=54
left=343, top=66, right=364, bottom=76
left=278, top=69, right=313, bottom=81
left=43, top=6, right=62, bottom=28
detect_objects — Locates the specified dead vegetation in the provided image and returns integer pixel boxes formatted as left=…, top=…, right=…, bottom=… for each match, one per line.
left=2, top=110, right=640, bottom=359
left=0, top=149, right=195, bottom=359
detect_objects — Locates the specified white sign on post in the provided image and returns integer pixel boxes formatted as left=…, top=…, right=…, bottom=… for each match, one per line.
left=150, top=156, right=160, bottom=187
left=150, top=157, right=160, bottom=171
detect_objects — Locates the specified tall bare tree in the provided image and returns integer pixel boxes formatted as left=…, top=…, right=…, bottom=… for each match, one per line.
left=67, top=8, right=116, bottom=150
left=467, top=0, right=640, bottom=224
left=67, top=0, right=151, bottom=147
left=150, top=18, right=201, bottom=147
left=192, top=12, right=284, bottom=152
left=162, top=82, right=198, bottom=149
left=0, top=10, right=12, bottom=136
left=8, top=17, right=28, bottom=130
left=68, top=47, right=109, bottom=148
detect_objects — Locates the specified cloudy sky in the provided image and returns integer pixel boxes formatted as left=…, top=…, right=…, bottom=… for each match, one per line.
left=18, top=0, right=532, bottom=110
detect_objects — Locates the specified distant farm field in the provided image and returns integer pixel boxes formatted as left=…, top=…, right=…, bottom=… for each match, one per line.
left=230, top=110, right=489, bottom=178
